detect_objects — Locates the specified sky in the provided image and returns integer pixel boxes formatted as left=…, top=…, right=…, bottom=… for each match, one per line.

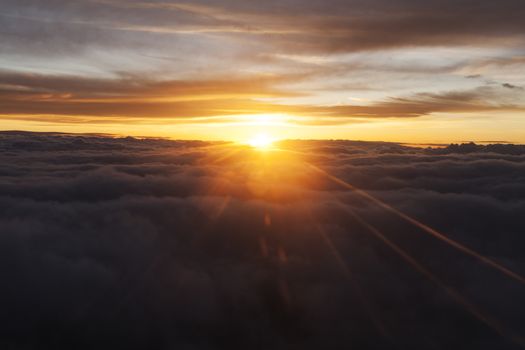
left=1, top=0, right=525, bottom=143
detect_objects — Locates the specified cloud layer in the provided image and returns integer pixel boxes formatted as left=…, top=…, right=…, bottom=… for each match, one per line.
left=0, top=132, right=524, bottom=349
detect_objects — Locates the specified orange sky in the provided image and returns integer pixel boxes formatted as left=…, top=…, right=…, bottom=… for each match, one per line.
left=1, top=1, right=525, bottom=143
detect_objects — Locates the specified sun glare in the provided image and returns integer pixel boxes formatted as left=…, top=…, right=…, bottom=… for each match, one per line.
left=248, top=133, right=274, bottom=149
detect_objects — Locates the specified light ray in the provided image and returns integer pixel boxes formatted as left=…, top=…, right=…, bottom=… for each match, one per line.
left=307, top=163, right=525, bottom=285
left=315, top=223, right=391, bottom=340
left=344, top=207, right=525, bottom=346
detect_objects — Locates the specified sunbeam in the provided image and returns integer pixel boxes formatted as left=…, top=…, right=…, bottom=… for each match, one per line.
left=344, top=207, right=525, bottom=347
left=307, top=163, right=525, bottom=285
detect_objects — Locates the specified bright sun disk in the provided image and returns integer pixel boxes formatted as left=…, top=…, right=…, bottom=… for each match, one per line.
left=248, top=133, right=274, bottom=149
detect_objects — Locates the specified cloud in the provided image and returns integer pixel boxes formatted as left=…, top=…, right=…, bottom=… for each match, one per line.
left=502, top=83, right=523, bottom=90
left=3, top=0, right=525, bottom=55
left=0, top=71, right=308, bottom=121
left=0, top=132, right=524, bottom=349
left=1, top=0, right=525, bottom=130
left=2, top=70, right=524, bottom=125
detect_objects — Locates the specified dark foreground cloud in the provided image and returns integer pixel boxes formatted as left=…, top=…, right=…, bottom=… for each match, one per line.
left=0, top=132, right=524, bottom=349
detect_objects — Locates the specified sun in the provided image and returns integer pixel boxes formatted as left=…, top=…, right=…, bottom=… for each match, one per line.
left=248, top=133, right=274, bottom=149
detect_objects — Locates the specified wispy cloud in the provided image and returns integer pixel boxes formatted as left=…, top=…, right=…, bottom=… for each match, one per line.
left=1, top=70, right=524, bottom=126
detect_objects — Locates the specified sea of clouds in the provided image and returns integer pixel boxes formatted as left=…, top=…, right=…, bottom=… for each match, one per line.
left=0, top=132, right=524, bottom=349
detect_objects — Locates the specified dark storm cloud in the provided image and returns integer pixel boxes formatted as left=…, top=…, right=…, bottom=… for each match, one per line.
left=0, top=132, right=524, bottom=349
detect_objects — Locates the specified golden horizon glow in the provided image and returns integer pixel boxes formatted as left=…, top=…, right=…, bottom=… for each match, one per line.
left=248, top=133, right=275, bottom=149
left=2, top=112, right=525, bottom=145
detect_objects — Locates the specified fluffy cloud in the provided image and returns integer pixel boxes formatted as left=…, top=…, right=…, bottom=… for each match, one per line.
left=0, top=132, right=523, bottom=349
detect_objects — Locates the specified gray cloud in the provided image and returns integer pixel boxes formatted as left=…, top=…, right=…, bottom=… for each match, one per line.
left=502, top=83, right=523, bottom=90
left=0, top=132, right=524, bottom=349
left=1, top=71, right=523, bottom=123
left=2, top=0, right=525, bottom=56
left=1, top=0, right=525, bottom=128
